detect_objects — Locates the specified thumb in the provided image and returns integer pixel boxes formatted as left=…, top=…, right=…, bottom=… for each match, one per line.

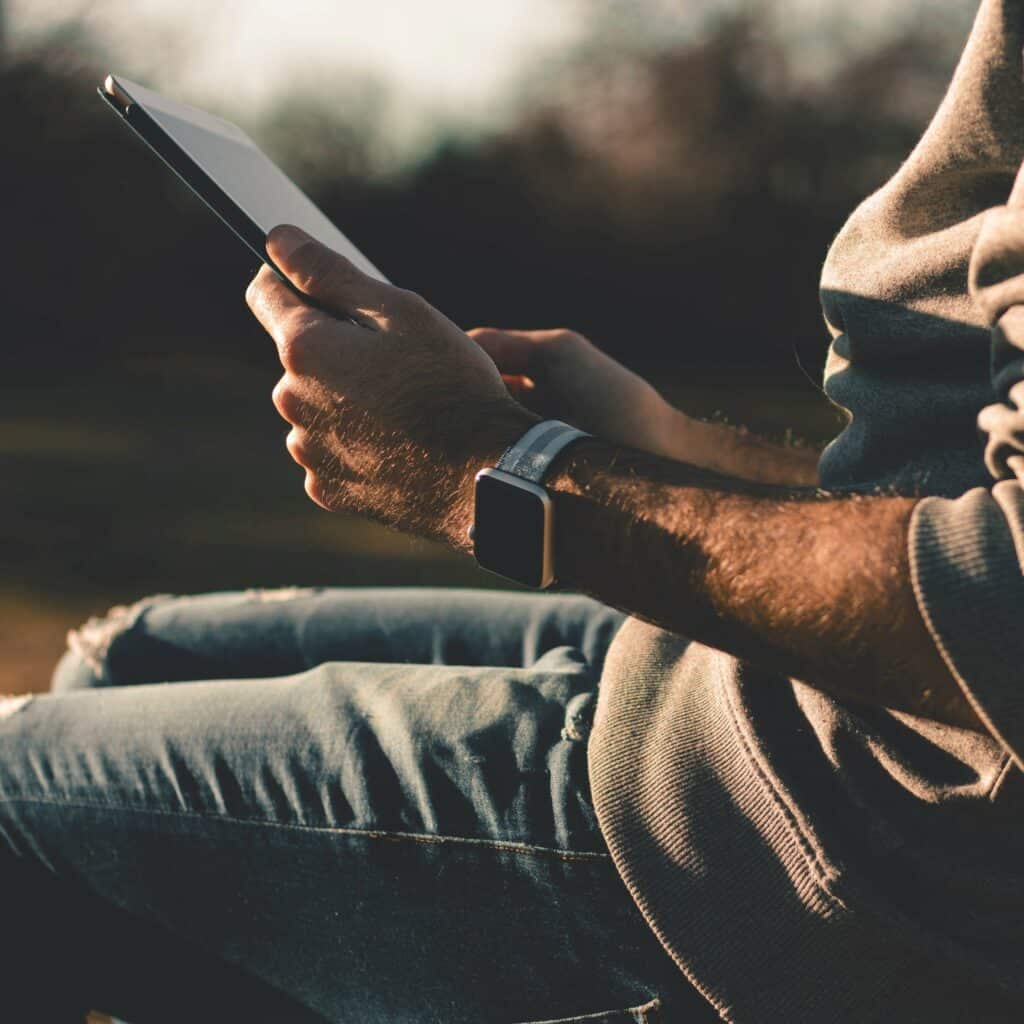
left=266, top=224, right=392, bottom=319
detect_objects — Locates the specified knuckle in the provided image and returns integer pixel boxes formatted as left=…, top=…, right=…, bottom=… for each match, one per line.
left=285, top=427, right=310, bottom=465
left=552, top=328, right=585, bottom=349
left=535, top=328, right=584, bottom=368
left=245, top=266, right=275, bottom=310
left=277, top=319, right=319, bottom=373
left=271, top=377, right=302, bottom=423
left=304, top=470, right=329, bottom=509
left=396, top=288, right=428, bottom=313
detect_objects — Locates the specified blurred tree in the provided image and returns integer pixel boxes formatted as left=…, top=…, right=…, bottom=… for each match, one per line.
left=366, top=10, right=965, bottom=373
left=258, top=77, right=398, bottom=188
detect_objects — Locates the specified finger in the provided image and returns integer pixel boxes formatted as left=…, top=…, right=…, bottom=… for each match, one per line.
left=267, top=225, right=395, bottom=321
left=304, top=469, right=332, bottom=511
left=501, top=373, right=536, bottom=404
left=285, top=427, right=326, bottom=470
left=246, top=264, right=321, bottom=346
left=468, top=328, right=536, bottom=376
left=250, top=267, right=366, bottom=374
left=271, top=375, right=320, bottom=427
left=285, top=427, right=308, bottom=467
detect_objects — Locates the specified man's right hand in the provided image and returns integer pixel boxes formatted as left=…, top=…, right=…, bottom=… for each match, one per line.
left=468, top=327, right=679, bottom=456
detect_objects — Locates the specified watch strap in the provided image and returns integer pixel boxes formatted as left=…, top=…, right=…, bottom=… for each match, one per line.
left=496, top=420, right=591, bottom=483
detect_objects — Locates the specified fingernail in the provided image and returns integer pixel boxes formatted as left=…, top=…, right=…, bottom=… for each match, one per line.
left=268, top=224, right=313, bottom=263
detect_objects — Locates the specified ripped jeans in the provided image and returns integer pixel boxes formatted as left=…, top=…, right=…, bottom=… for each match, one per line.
left=0, top=588, right=715, bottom=1023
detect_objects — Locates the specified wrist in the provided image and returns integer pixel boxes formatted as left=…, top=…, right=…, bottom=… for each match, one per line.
left=654, top=405, right=710, bottom=462
left=473, top=401, right=543, bottom=470
left=440, top=401, right=540, bottom=552
left=468, top=417, right=594, bottom=589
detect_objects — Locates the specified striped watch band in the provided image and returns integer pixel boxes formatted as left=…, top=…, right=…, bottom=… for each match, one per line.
left=496, top=420, right=592, bottom=483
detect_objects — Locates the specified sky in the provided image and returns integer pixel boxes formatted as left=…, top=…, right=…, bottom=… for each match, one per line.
left=9, top=0, right=977, bottom=153
left=11, top=0, right=585, bottom=116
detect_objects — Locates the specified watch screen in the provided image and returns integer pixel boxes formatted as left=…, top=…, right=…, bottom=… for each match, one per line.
left=474, top=473, right=549, bottom=588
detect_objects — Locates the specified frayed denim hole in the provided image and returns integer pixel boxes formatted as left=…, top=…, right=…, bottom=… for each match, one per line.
left=0, top=695, right=34, bottom=719
left=560, top=690, right=596, bottom=743
left=65, top=594, right=172, bottom=679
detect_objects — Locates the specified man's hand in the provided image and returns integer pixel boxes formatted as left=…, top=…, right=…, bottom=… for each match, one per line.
left=469, top=327, right=821, bottom=485
left=468, top=327, right=678, bottom=456
left=245, top=225, right=536, bottom=543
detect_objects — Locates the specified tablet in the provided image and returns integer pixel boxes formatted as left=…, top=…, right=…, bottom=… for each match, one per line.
left=99, top=74, right=389, bottom=284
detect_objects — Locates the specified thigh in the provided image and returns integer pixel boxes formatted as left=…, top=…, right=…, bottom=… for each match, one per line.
left=53, top=587, right=626, bottom=691
left=2, top=652, right=707, bottom=1023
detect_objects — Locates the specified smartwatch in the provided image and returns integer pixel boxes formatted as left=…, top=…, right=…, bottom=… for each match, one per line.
left=471, top=420, right=591, bottom=588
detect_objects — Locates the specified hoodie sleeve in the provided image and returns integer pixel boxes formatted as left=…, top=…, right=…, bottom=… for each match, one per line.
left=910, top=165, right=1024, bottom=768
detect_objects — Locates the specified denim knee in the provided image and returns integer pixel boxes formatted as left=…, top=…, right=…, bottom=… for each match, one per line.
left=51, top=595, right=170, bottom=693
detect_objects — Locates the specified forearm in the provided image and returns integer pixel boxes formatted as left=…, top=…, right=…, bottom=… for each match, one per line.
left=442, top=431, right=971, bottom=725
left=522, top=440, right=976, bottom=729
left=662, top=407, right=822, bottom=486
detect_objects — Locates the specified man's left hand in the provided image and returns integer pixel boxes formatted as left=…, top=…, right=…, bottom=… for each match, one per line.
left=246, top=225, right=536, bottom=547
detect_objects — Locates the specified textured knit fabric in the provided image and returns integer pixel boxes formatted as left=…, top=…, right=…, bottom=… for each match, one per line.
left=913, top=180, right=1024, bottom=769
left=588, top=2, right=1024, bottom=1020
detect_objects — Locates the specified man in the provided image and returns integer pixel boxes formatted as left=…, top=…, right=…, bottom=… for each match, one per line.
left=3, top=0, right=1024, bottom=1020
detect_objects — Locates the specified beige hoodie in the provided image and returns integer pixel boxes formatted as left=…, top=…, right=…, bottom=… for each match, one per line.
left=590, top=2, right=1024, bottom=1019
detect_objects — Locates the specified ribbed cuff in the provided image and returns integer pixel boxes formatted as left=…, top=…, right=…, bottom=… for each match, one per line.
left=910, top=488, right=1024, bottom=768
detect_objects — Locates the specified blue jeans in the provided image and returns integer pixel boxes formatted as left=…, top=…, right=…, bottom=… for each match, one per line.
left=0, top=588, right=713, bottom=1023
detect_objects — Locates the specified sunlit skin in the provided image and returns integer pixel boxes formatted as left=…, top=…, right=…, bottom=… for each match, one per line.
left=469, top=326, right=822, bottom=486
left=247, top=223, right=982, bottom=732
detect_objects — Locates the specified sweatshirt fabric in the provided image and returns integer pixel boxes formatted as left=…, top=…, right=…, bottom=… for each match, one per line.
left=588, top=2, right=1024, bottom=1020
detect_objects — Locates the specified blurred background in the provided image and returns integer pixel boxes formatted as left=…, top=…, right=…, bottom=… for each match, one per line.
left=1, top=0, right=981, bottom=691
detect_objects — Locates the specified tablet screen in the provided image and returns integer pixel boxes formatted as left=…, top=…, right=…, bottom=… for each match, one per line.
left=107, top=76, right=388, bottom=283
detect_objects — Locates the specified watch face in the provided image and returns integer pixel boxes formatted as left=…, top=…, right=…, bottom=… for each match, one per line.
left=473, top=471, right=551, bottom=588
